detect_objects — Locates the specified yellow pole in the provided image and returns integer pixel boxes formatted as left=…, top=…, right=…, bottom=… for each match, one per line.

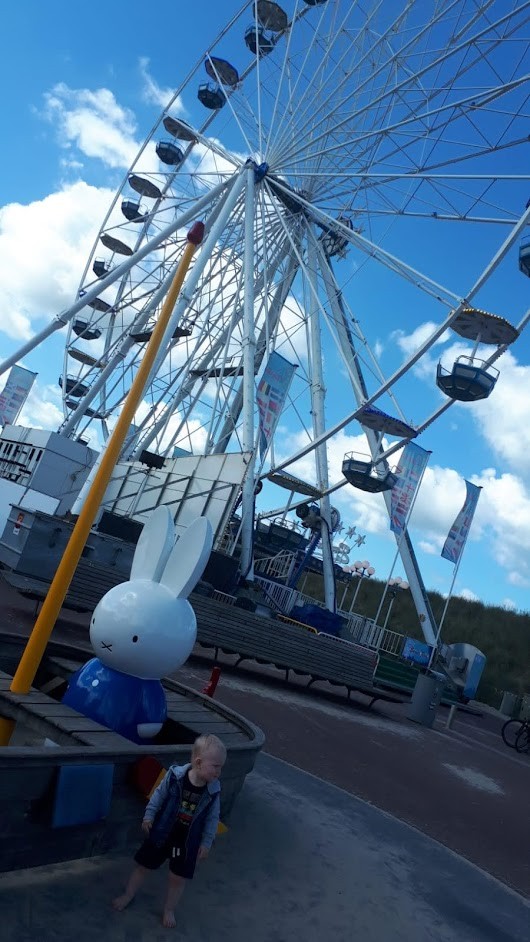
left=0, top=223, right=204, bottom=745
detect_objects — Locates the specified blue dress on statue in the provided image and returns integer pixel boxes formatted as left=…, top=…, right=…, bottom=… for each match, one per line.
left=62, top=658, right=167, bottom=744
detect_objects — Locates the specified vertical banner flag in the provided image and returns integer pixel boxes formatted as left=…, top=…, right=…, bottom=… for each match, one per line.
left=441, top=480, right=481, bottom=564
left=0, top=366, right=37, bottom=427
left=390, top=442, right=431, bottom=535
left=256, top=351, right=297, bottom=459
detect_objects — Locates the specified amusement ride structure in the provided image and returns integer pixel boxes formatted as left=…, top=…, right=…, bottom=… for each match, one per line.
left=1, top=0, right=530, bottom=653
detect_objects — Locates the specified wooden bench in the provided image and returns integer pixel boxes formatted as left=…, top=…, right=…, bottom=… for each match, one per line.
left=1, top=566, right=401, bottom=708
left=192, top=596, right=401, bottom=708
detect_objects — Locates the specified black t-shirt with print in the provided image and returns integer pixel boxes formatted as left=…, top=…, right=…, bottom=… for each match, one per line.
left=168, top=771, right=207, bottom=851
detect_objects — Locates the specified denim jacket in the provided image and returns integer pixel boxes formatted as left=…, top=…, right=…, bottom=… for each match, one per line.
left=143, top=763, right=221, bottom=853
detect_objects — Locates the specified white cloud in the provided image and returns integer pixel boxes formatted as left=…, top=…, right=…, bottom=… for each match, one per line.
left=502, top=597, right=517, bottom=610
left=471, top=351, right=530, bottom=476
left=411, top=462, right=530, bottom=584
left=42, top=83, right=139, bottom=169
left=418, top=539, right=437, bottom=555
left=508, top=570, right=530, bottom=588
left=188, top=137, right=243, bottom=184
left=457, top=587, right=479, bottom=601
left=60, top=157, right=84, bottom=171
left=410, top=464, right=467, bottom=540
left=139, top=58, right=186, bottom=114
left=392, top=321, right=450, bottom=359
left=18, top=381, right=63, bottom=430
left=0, top=181, right=115, bottom=340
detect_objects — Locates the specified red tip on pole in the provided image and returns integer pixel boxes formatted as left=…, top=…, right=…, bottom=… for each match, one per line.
left=187, top=221, right=205, bottom=246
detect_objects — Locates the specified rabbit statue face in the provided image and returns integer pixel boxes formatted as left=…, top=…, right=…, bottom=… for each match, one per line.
left=89, top=508, right=213, bottom=680
left=90, top=580, right=196, bottom=678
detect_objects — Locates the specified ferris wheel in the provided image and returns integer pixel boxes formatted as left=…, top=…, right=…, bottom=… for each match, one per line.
left=3, top=0, right=530, bottom=635
left=54, top=0, right=530, bottom=456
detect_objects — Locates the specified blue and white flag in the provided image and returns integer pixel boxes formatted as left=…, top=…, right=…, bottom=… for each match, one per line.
left=390, top=442, right=431, bottom=536
left=256, top=352, right=297, bottom=460
left=441, top=480, right=482, bottom=564
left=0, top=365, right=37, bottom=426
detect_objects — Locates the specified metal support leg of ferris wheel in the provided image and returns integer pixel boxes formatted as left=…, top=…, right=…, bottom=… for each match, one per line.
left=306, top=229, right=336, bottom=611
left=239, top=163, right=257, bottom=579
left=315, top=238, right=438, bottom=646
left=211, top=244, right=301, bottom=455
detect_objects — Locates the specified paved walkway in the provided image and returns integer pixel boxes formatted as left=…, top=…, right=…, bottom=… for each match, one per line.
left=178, top=653, right=530, bottom=897
left=1, top=754, right=528, bottom=942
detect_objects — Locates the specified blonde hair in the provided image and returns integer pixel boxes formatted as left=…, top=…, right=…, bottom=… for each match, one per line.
left=192, top=733, right=227, bottom=761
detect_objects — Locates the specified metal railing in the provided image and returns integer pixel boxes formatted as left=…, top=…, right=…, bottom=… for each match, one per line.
left=210, top=575, right=408, bottom=658
left=254, top=550, right=297, bottom=581
left=253, top=575, right=299, bottom=614
left=345, top=617, right=406, bottom=657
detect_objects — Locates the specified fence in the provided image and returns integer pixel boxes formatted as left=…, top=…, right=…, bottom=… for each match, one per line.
left=254, top=551, right=297, bottom=581
left=211, top=572, right=408, bottom=658
left=345, top=617, right=406, bottom=657
left=253, top=575, right=299, bottom=614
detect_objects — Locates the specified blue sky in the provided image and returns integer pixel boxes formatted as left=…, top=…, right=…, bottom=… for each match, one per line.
left=2, top=1, right=530, bottom=624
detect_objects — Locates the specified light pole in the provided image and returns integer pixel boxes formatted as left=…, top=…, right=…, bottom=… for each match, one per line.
left=382, top=577, right=409, bottom=630
left=339, top=572, right=351, bottom=610
left=347, top=560, right=375, bottom=613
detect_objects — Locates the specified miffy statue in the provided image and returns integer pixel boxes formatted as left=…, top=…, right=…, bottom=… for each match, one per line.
left=62, top=506, right=213, bottom=743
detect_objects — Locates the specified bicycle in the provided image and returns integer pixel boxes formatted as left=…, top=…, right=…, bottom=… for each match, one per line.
left=502, top=717, right=530, bottom=753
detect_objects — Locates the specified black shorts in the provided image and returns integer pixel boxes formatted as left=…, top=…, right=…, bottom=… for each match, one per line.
left=134, top=838, right=197, bottom=879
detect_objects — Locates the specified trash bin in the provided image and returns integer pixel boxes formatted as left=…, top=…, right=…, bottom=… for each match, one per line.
left=407, top=672, right=444, bottom=728
left=500, top=691, right=518, bottom=717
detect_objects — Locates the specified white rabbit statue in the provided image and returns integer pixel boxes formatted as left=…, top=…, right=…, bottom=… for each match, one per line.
left=62, top=507, right=213, bottom=743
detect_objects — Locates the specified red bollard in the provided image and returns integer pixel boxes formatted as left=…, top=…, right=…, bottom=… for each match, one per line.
left=202, top=666, right=221, bottom=698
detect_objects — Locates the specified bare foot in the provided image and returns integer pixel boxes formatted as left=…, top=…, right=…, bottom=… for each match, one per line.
left=112, top=894, right=133, bottom=911
left=162, top=909, right=176, bottom=928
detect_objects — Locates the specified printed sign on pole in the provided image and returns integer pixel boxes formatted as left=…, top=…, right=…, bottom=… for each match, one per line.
left=390, top=442, right=431, bottom=535
left=0, top=366, right=37, bottom=427
left=256, top=351, right=297, bottom=460
left=441, top=480, right=482, bottom=564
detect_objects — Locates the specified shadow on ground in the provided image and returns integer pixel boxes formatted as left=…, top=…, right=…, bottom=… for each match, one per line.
left=1, top=754, right=528, bottom=942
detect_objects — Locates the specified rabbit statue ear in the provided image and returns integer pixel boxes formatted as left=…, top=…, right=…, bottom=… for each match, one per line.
left=160, top=517, right=213, bottom=598
left=130, top=506, right=175, bottom=583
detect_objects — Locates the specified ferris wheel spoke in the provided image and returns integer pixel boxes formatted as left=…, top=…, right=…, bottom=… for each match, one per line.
left=267, top=0, right=367, bottom=162
left=131, top=202, right=295, bottom=455
left=272, top=4, right=530, bottom=176
left=270, top=0, right=464, bottom=169
left=276, top=65, right=530, bottom=182
left=269, top=0, right=419, bottom=170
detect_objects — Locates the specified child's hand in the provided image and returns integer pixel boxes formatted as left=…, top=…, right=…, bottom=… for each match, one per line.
left=142, top=819, right=153, bottom=836
left=198, top=846, right=209, bottom=861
